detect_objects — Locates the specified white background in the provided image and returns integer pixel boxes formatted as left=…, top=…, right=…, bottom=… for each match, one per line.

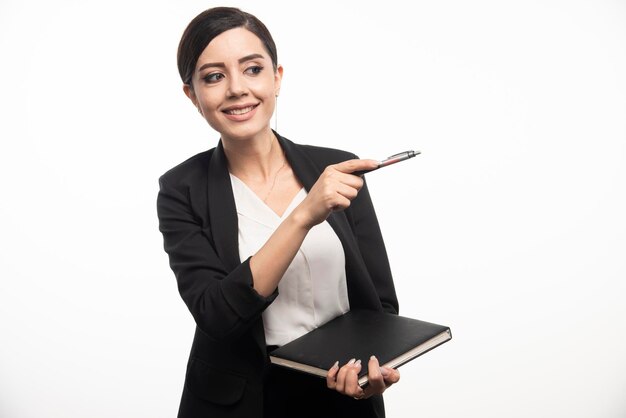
left=1, top=1, right=625, bottom=417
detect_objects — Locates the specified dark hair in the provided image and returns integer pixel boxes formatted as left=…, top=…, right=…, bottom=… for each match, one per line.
left=177, top=7, right=278, bottom=87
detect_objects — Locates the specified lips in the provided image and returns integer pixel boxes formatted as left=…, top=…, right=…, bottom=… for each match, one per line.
left=222, top=104, right=259, bottom=115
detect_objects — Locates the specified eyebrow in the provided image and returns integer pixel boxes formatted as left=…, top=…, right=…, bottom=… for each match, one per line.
left=197, top=53, right=265, bottom=73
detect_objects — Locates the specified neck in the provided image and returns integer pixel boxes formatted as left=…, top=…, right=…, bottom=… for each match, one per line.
left=223, top=129, right=283, bottom=181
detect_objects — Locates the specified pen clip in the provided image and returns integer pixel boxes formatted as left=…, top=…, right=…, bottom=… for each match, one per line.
left=386, top=151, right=412, bottom=159
left=383, top=150, right=419, bottom=161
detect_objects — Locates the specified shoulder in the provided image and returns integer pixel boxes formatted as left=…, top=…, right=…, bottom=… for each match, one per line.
left=281, top=135, right=358, bottom=167
left=300, top=144, right=358, bottom=163
left=158, top=148, right=215, bottom=188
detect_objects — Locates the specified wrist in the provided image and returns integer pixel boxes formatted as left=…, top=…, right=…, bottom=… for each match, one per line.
left=288, top=207, right=315, bottom=231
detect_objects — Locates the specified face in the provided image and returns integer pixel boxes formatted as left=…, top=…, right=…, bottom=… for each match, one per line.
left=185, top=27, right=283, bottom=142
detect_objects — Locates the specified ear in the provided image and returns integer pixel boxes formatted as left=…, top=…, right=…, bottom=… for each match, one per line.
left=183, top=84, right=198, bottom=107
left=274, top=65, right=284, bottom=96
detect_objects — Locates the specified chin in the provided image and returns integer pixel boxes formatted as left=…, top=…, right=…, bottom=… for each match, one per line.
left=221, top=122, right=271, bottom=141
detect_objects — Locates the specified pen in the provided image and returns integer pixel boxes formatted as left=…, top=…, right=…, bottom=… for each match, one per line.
left=352, top=150, right=421, bottom=176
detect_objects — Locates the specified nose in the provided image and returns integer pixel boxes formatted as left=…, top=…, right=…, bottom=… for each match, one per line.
left=226, top=73, right=248, bottom=98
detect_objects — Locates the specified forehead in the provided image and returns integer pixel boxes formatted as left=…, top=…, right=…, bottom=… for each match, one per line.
left=197, top=27, right=268, bottom=66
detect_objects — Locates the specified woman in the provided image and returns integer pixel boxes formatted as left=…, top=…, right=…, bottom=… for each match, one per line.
left=157, top=7, right=400, bottom=418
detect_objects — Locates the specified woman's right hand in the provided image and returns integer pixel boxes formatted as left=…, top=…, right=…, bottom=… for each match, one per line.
left=293, top=159, right=379, bottom=230
left=249, top=158, right=378, bottom=297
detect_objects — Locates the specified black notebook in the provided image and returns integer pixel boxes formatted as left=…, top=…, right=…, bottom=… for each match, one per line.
left=269, top=310, right=452, bottom=386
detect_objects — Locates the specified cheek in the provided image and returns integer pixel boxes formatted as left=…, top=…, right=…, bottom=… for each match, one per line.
left=252, top=75, right=279, bottom=97
left=194, top=84, right=224, bottom=107
left=203, top=113, right=225, bottom=133
left=199, top=93, right=221, bottom=109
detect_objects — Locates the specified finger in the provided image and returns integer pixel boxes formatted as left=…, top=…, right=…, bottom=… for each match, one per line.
left=335, top=358, right=355, bottom=393
left=319, top=167, right=364, bottom=191
left=321, top=179, right=363, bottom=210
left=344, top=359, right=363, bottom=397
left=326, top=361, right=339, bottom=389
left=334, top=182, right=360, bottom=202
left=332, top=159, right=379, bottom=175
left=366, top=355, right=386, bottom=395
left=381, top=366, right=401, bottom=386
left=335, top=172, right=365, bottom=190
left=323, top=192, right=352, bottom=213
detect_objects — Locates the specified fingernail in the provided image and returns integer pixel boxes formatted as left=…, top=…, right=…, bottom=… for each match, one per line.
left=347, top=358, right=356, bottom=365
left=380, top=367, right=390, bottom=377
left=370, top=355, right=377, bottom=361
left=332, top=361, right=339, bottom=369
left=355, top=359, right=361, bottom=366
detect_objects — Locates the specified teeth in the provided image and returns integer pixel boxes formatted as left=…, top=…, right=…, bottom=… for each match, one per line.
left=226, top=105, right=255, bottom=115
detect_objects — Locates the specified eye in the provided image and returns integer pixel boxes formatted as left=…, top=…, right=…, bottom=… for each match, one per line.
left=245, top=65, right=264, bottom=76
left=202, top=72, right=224, bottom=84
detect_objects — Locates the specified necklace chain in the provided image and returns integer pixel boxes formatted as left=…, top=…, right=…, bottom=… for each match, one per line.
left=263, top=155, right=286, bottom=203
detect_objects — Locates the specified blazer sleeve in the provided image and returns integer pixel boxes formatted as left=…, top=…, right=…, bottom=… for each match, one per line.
left=348, top=178, right=399, bottom=315
left=157, top=175, right=277, bottom=342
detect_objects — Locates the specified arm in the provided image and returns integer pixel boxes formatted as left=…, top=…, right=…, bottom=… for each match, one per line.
left=157, top=159, right=380, bottom=341
left=250, top=158, right=379, bottom=296
left=158, top=176, right=275, bottom=342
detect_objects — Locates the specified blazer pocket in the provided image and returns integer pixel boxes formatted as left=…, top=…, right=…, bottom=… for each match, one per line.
left=185, top=357, right=247, bottom=406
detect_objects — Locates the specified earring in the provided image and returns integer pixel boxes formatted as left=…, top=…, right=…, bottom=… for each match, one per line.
left=274, top=95, right=278, bottom=132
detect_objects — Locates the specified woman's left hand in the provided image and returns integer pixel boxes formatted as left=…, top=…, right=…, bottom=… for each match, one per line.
left=326, top=355, right=401, bottom=400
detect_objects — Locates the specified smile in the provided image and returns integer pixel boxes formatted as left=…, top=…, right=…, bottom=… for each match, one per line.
left=223, top=104, right=259, bottom=115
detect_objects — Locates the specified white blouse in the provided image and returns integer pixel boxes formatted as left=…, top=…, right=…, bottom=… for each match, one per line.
left=229, top=174, right=350, bottom=346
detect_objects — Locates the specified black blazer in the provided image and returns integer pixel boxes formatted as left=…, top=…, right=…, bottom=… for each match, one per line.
left=157, top=133, right=399, bottom=418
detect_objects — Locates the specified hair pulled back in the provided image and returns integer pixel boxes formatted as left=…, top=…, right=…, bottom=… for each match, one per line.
left=177, top=7, right=278, bottom=87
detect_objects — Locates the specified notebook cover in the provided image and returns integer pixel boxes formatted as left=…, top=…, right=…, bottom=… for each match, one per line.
left=269, top=310, right=451, bottom=384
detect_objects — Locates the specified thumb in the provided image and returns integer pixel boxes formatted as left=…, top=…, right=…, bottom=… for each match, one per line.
left=333, top=159, right=379, bottom=174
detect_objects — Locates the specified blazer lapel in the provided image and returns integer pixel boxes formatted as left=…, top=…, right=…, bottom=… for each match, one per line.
left=207, top=140, right=241, bottom=271
left=206, top=141, right=273, bottom=358
left=204, top=134, right=383, bottom=359
left=279, top=134, right=384, bottom=312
